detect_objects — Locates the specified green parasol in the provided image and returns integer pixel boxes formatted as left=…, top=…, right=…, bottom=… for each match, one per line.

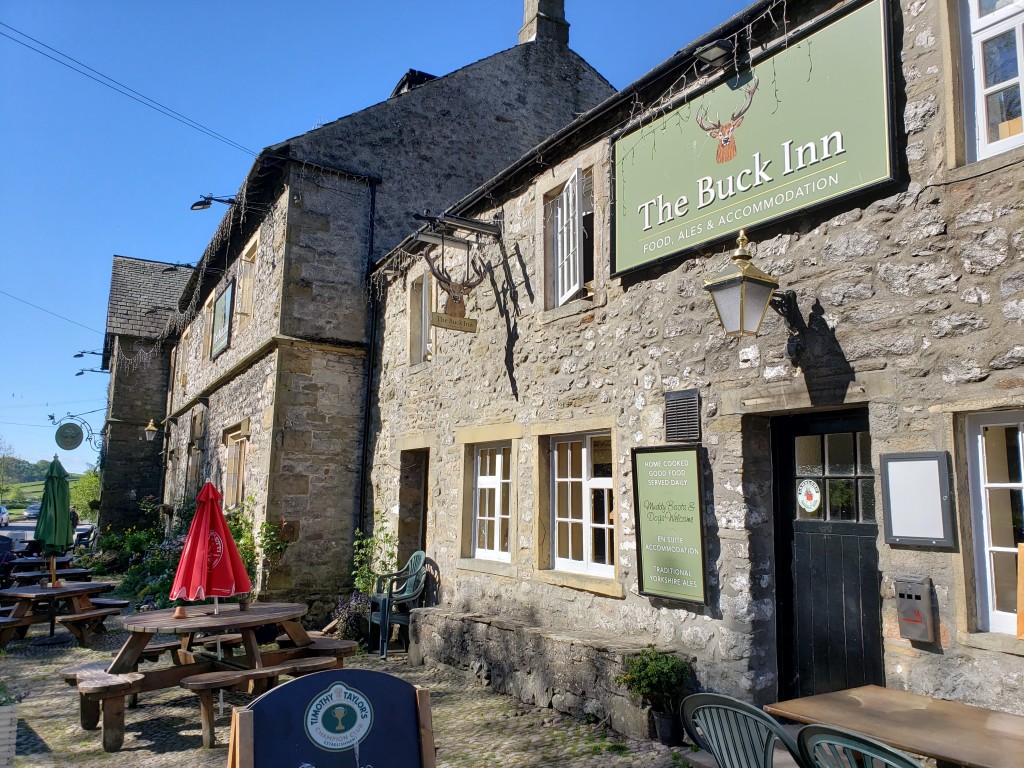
left=34, top=455, right=74, bottom=586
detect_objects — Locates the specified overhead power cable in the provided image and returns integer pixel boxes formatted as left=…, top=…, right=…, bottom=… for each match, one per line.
left=0, top=289, right=103, bottom=335
left=0, top=22, right=256, bottom=157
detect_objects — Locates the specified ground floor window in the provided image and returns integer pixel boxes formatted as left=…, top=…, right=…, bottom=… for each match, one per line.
left=550, top=433, right=614, bottom=576
left=473, top=443, right=512, bottom=561
left=966, top=410, right=1023, bottom=634
left=223, top=420, right=250, bottom=510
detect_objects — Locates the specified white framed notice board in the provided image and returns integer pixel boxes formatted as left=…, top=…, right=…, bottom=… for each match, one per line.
left=879, top=451, right=955, bottom=549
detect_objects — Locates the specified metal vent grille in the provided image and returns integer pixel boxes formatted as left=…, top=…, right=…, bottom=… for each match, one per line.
left=665, top=389, right=701, bottom=443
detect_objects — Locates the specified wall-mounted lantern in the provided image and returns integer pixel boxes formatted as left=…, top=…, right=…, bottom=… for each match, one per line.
left=144, top=417, right=177, bottom=442
left=704, top=230, right=805, bottom=363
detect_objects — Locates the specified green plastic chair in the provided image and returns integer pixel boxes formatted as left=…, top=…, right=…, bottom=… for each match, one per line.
left=369, top=550, right=427, bottom=659
left=682, top=693, right=804, bottom=768
left=798, top=724, right=926, bottom=768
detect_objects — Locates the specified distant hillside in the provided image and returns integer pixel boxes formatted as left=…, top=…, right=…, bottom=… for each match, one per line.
left=1, top=457, right=51, bottom=484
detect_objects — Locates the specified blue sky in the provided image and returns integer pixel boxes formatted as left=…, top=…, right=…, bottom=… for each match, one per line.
left=0, top=1, right=751, bottom=472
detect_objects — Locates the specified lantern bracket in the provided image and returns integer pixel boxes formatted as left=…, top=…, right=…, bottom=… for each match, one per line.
left=768, top=290, right=805, bottom=364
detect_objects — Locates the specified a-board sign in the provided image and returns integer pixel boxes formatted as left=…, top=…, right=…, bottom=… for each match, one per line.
left=233, top=669, right=432, bottom=768
left=631, top=446, right=706, bottom=604
left=430, top=312, right=478, bottom=333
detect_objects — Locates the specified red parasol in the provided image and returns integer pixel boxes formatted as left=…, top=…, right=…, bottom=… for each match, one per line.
left=170, top=482, right=252, bottom=610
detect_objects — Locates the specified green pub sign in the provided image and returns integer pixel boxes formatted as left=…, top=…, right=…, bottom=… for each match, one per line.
left=613, top=0, right=893, bottom=273
left=631, top=446, right=706, bottom=604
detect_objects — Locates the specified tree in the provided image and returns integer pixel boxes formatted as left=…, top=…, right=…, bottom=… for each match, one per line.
left=0, top=434, right=11, bottom=506
left=70, top=466, right=101, bottom=522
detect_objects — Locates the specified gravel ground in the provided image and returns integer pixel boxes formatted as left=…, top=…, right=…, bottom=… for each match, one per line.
left=0, top=613, right=715, bottom=768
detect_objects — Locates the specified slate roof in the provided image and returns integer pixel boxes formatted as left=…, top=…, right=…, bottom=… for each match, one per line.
left=103, top=256, right=194, bottom=367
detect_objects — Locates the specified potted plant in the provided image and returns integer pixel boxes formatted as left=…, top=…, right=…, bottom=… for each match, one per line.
left=0, top=679, right=20, bottom=765
left=615, top=646, right=693, bottom=746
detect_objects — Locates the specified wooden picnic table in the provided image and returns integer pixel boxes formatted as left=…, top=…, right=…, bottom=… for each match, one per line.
left=9, top=567, right=93, bottom=586
left=13, top=554, right=74, bottom=568
left=0, top=581, right=115, bottom=648
left=764, top=684, right=1024, bottom=768
left=69, top=601, right=356, bottom=752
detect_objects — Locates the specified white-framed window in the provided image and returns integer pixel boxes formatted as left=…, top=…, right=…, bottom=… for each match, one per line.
left=235, top=236, right=258, bottom=331
left=177, top=328, right=190, bottom=389
left=472, top=442, right=512, bottom=561
left=966, top=410, right=1023, bottom=634
left=545, top=167, right=595, bottom=308
left=962, top=0, right=1024, bottom=160
left=223, top=419, right=250, bottom=510
left=550, top=433, right=614, bottom=576
left=409, top=271, right=434, bottom=365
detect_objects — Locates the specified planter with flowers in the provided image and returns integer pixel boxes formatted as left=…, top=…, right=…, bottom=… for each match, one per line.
left=615, top=646, right=694, bottom=746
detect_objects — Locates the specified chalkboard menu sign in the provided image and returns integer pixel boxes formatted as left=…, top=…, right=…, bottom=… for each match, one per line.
left=631, top=446, right=706, bottom=604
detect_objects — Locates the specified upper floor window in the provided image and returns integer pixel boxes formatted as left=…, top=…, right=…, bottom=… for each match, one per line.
left=409, top=271, right=435, bottom=365
left=963, top=0, right=1024, bottom=160
left=210, top=281, right=234, bottom=360
left=178, top=328, right=190, bottom=389
left=473, top=443, right=512, bottom=562
left=550, top=433, right=614, bottom=577
left=235, top=237, right=258, bottom=332
left=545, top=167, right=595, bottom=308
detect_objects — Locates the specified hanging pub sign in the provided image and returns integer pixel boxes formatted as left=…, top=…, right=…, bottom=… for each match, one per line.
left=613, top=0, right=894, bottom=274
left=430, top=312, right=478, bottom=333
left=631, top=445, right=707, bottom=605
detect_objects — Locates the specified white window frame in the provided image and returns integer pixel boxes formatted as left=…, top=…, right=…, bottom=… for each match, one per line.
left=472, top=442, right=512, bottom=562
left=962, top=0, right=1024, bottom=160
left=966, top=410, right=1023, bottom=634
left=235, top=236, right=258, bottom=331
left=550, top=433, right=615, bottom=577
left=409, top=271, right=434, bottom=365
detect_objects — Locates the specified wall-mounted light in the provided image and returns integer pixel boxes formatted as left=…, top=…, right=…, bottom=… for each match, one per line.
left=704, top=230, right=805, bottom=363
left=73, top=350, right=102, bottom=358
left=190, top=194, right=236, bottom=211
left=143, top=416, right=176, bottom=442
left=75, top=368, right=106, bottom=376
left=694, top=38, right=735, bottom=68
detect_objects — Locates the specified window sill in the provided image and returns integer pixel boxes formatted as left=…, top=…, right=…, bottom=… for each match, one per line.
left=956, top=629, right=1024, bottom=658
left=533, top=568, right=624, bottom=598
left=946, top=143, right=1024, bottom=183
left=456, top=558, right=517, bottom=579
left=538, top=291, right=606, bottom=326
left=408, top=359, right=432, bottom=375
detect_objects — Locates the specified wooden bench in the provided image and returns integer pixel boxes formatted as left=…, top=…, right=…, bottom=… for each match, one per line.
left=9, top=568, right=93, bottom=585
left=56, top=607, right=122, bottom=645
left=301, top=636, right=358, bottom=668
left=197, top=632, right=244, bottom=653
left=180, top=656, right=336, bottom=747
left=90, top=598, right=130, bottom=609
left=60, top=660, right=146, bottom=748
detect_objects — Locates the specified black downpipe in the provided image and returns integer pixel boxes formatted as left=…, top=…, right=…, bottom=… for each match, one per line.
left=355, top=179, right=379, bottom=536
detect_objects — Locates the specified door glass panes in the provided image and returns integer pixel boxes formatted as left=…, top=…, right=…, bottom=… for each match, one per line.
left=796, top=436, right=823, bottom=475
left=858, top=432, right=873, bottom=475
left=794, top=430, right=874, bottom=523
left=991, top=550, right=1019, bottom=613
left=859, top=479, right=877, bottom=521
left=826, top=433, right=856, bottom=475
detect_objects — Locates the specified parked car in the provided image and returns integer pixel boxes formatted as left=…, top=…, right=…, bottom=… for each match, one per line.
left=23, top=502, right=41, bottom=519
left=0, top=506, right=8, bottom=526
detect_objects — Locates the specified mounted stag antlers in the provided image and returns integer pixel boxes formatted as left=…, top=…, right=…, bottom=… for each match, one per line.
left=422, top=245, right=487, bottom=318
left=695, top=78, right=759, bottom=164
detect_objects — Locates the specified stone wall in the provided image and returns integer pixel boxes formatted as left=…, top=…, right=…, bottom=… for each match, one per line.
left=372, top=0, right=1024, bottom=714
left=99, top=336, right=171, bottom=532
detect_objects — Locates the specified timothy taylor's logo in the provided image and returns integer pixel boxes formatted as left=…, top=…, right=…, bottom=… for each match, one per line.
left=304, top=683, right=373, bottom=752
left=207, top=530, right=224, bottom=570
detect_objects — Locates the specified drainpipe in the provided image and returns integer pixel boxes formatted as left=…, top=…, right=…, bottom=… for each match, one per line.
left=356, top=179, right=379, bottom=536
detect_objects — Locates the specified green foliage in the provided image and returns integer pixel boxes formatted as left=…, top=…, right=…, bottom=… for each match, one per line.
left=0, top=679, right=22, bottom=707
left=351, top=528, right=398, bottom=594
left=614, top=647, right=693, bottom=713
left=69, top=467, right=100, bottom=521
left=226, top=496, right=289, bottom=586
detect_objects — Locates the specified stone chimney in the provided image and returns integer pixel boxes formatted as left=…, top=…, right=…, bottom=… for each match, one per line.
left=519, top=0, right=569, bottom=45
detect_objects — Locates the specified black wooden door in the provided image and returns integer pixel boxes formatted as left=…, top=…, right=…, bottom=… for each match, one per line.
left=772, top=410, right=884, bottom=699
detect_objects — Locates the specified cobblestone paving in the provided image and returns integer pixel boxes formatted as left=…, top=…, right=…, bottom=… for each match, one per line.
left=0, top=616, right=715, bottom=768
